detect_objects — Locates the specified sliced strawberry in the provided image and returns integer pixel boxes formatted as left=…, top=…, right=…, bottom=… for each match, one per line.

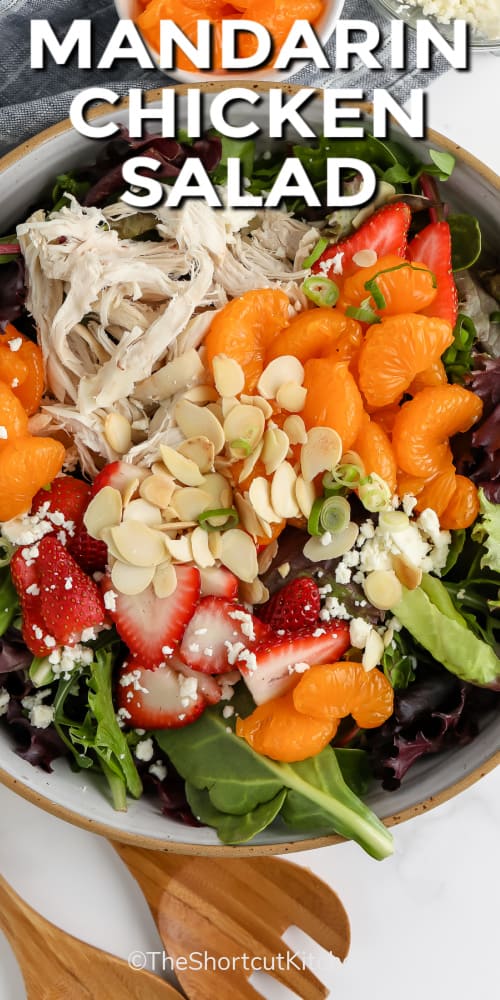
left=37, top=536, right=106, bottom=645
left=241, top=622, right=351, bottom=705
left=31, top=476, right=91, bottom=532
left=313, top=202, right=412, bottom=279
left=257, top=577, right=321, bottom=633
left=117, top=657, right=207, bottom=729
left=173, top=656, right=222, bottom=705
left=199, top=566, right=238, bottom=601
left=408, top=222, right=458, bottom=327
left=90, top=461, right=147, bottom=499
left=179, top=596, right=272, bottom=675
left=10, top=549, right=50, bottom=657
left=102, top=565, right=200, bottom=669
left=68, top=522, right=108, bottom=575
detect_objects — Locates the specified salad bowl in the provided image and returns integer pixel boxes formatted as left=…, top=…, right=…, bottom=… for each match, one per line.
left=0, top=85, right=498, bottom=855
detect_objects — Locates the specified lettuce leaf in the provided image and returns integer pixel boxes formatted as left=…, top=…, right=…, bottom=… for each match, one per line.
left=472, top=489, right=500, bottom=572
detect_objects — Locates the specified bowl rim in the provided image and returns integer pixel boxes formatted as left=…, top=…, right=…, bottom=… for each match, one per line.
left=0, top=83, right=498, bottom=855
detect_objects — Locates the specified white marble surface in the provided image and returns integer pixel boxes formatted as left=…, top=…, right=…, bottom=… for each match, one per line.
left=1, top=52, right=499, bottom=1000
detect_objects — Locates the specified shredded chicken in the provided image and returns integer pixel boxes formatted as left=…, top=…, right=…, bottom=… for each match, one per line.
left=17, top=197, right=317, bottom=474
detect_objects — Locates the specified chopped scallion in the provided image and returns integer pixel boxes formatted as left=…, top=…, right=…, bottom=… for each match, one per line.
left=302, top=237, right=329, bottom=269
left=198, top=508, right=239, bottom=532
left=303, top=275, right=339, bottom=308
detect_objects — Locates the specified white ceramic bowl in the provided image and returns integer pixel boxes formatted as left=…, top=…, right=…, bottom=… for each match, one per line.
left=0, top=86, right=498, bottom=854
left=114, top=0, right=345, bottom=82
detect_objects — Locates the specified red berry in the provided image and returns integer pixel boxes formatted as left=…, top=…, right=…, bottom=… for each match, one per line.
left=117, top=657, right=207, bottom=729
left=313, top=202, right=412, bottom=279
left=31, top=476, right=91, bottom=529
left=257, top=577, right=321, bottom=633
left=68, top=522, right=108, bottom=575
left=37, top=536, right=105, bottom=645
left=180, top=596, right=271, bottom=675
left=408, top=222, right=458, bottom=328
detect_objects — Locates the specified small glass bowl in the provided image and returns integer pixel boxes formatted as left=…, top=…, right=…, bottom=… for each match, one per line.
left=369, top=0, right=500, bottom=50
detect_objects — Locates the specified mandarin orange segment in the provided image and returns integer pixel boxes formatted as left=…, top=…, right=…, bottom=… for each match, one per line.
left=341, top=255, right=438, bottom=316
left=369, top=404, right=400, bottom=436
left=392, top=385, right=483, bottom=478
left=293, top=661, right=394, bottom=729
left=0, top=382, right=29, bottom=448
left=1, top=324, right=45, bottom=415
left=0, top=345, right=29, bottom=390
left=302, top=358, right=364, bottom=451
left=265, top=308, right=362, bottom=365
left=397, top=471, right=427, bottom=497
left=353, top=417, right=397, bottom=493
left=439, top=475, right=480, bottom=530
left=236, top=691, right=338, bottom=763
left=205, top=289, right=290, bottom=393
left=408, top=359, right=447, bottom=395
left=0, top=436, right=65, bottom=521
left=137, top=0, right=225, bottom=72
left=358, top=314, right=454, bottom=408
left=414, top=467, right=457, bottom=518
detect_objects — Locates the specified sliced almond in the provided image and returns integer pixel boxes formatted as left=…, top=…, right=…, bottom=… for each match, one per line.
left=303, top=521, right=359, bottom=562
left=104, top=412, right=132, bottom=455
left=219, top=528, right=258, bottom=583
left=212, top=355, right=245, bottom=397
left=238, top=439, right=263, bottom=484
left=123, top=498, right=162, bottom=526
left=159, top=520, right=197, bottom=531
left=248, top=477, right=281, bottom=524
left=257, top=356, right=304, bottom=399
left=208, top=531, right=222, bottom=559
left=301, top=426, right=343, bottom=483
left=283, top=414, right=307, bottom=446
left=177, top=436, right=215, bottom=475
left=362, top=628, right=385, bottom=671
left=134, top=350, right=205, bottom=402
left=261, top=427, right=289, bottom=476
left=234, top=491, right=262, bottom=538
left=110, top=522, right=166, bottom=568
left=111, top=561, right=155, bottom=596
left=151, top=562, right=176, bottom=599
left=275, top=382, right=307, bottom=413
left=363, top=570, right=403, bottom=611
left=174, top=399, right=225, bottom=455
left=239, top=578, right=269, bottom=605
left=171, top=487, right=211, bottom=522
left=100, top=526, right=127, bottom=563
left=163, top=533, right=193, bottom=563
left=83, top=486, right=123, bottom=540
left=183, top=384, right=219, bottom=404
left=221, top=396, right=240, bottom=418
left=139, top=473, right=176, bottom=509
left=191, top=525, right=216, bottom=568
left=392, top=554, right=423, bottom=591
left=379, top=510, right=410, bottom=533
left=352, top=249, right=378, bottom=268
left=240, top=395, right=274, bottom=419
left=121, top=476, right=141, bottom=507
left=271, top=462, right=299, bottom=519
left=223, top=404, right=265, bottom=457
left=257, top=538, right=279, bottom=574
left=295, top=476, right=316, bottom=519
left=202, top=472, right=233, bottom=512
left=206, top=402, right=224, bottom=425
left=160, top=445, right=204, bottom=487
left=256, top=516, right=273, bottom=539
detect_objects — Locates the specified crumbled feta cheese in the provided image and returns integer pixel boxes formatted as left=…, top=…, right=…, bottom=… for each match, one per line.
left=178, top=674, right=198, bottom=706
left=11, top=378, right=19, bottom=388
left=335, top=562, right=352, bottom=584
left=224, top=640, right=246, bottom=665
left=149, top=761, right=167, bottom=781
left=30, top=704, right=55, bottom=729
left=229, top=609, right=256, bottom=641
left=417, top=507, right=442, bottom=546
left=291, top=661, right=310, bottom=674
left=103, top=589, right=117, bottom=612
left=0, top=427, right=8, bottom=440
left=402, top=493, right=418, bottom=517
left=349, top=617, right=372, bottom=649
left=237, top=648, right=257, bottom=672
left=457, top=588, right=466, bottom=600
left=135, top=738, right=154, bottom=762
left=64, top=576, right=73, bottom=591
left=26, top=583, right=40, bottom=596
left=117, top=707, right=132, bottom=723
left=44, top=635, right=56, bottom=649
left=312, top=627, right=325, bottom=637
left=359, top=519, right=375, bottom=539
left=8, top=337, right=22, bottom=352
left=277, top=562, right=291, bottom=578
left=161, top=645, right=174, bottom=655
left=222, top=705, right=235, bottom=719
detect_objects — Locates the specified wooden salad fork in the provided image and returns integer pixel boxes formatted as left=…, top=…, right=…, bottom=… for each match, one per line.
left=113, top=845, right=351, bottom=1000
left=0, top=873, right=182, bottom=1000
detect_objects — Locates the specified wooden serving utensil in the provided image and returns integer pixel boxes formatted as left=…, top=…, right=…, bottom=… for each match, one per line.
left=113, top=845, right=351, bottom=1000
left=0, top=873, right=182, bottom=1000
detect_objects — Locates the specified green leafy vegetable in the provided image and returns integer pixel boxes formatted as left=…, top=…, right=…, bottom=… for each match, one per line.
left=0, top=568, right=18, bottom=638
left=448, top=214, right=482, bottom=271
left=155, top=688, right=393, bottom=859
left=210, top=135, right=255, bottom=185
left=428, top=149, right=456, bottom=180
left=442, top=529, right=466, bottom=576
left=472, top=489, right=500, bottom=573
left=186, top=784, right=287, bottom=845
left=382, top=631, right=417, bottom=690
left=442, top=314, right=476, bottom=384
left=392, top=577, right=500, bottom=688
left=51, top=172, right=91, bottom=212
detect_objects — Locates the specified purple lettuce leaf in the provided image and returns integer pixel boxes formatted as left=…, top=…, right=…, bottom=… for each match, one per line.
left=455, top=355, right=500, bottom=501
left=134, top=747, right=201, bottom=827
left=0, top=630, right=32, bottom=674
left=0, top=257, right=26, bottom=324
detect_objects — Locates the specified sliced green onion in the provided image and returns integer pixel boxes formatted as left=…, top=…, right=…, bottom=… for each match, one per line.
left=29, top=657, right=55, bottom=688
left=345, top=297, right=380, bottom=325
left=321, top=471, right=346, bottom=497
left=307, top=498, right=324, bottom=536
left=0, top=536, right=14, bottom=568
left=358, top=473, right=392, bottom=513
left=230, top=438, right=253, bottom=456
left=303, top=275, right=339, bottom=308
left=332, top=461, right=365, bottom=489
left=319, top=496, right=351, bottom=534
left=302, top=237, right=329, bottom=269
left=364, top=278, right=386, bottom=310
left=198, top=508, right=239, bottom=532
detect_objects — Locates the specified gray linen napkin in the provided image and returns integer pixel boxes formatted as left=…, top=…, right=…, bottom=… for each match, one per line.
left=0, top=0, right=448, bottom=155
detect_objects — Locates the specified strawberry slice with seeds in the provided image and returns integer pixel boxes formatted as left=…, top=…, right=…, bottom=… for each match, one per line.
left=31, top=476, right=91, bottom=533
left=68, top=521, right=108, bottom=575
left=10, top=549, right=51, bottom=657
left=241, top=621, right=351, bottom=705
left=180, top=596, right=272, bottom=675
left=408, top=221, right=458, bottom=327
left=199, top=566, right=238, bottom=600
left=117, top=657, right=207, bottom=729
left=257, top=577, right=321, bottom=633
left=102, top=565, right=201, bottom=669
left=37, top=536, right=106, bottom=645
left=313, top=202, right=412, bottom=279
left=90, top=461, right=147, bottom=499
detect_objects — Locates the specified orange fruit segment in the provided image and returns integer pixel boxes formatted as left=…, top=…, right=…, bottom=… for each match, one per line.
left=440, top=475, right=480, bottom=530
left=265, top=308, right=362, bottom=365
left=414, top=467, right=457, bottom=518
left=358, top=314, right=454, bottom=408
left=1, top=324, right=45, bottom=415
left=392, top=385, right=483, bottom=478
left=369, top=404, right=400, bottom=436
left=302, top=358, right=364, bottom=451
left=205, top=289, right=290, bottom=393
left=293, top=661, right=394, bottom=729
left=0, top=345, right=29, bottom=390
left=353, top=416, right=397, bottom=493
left=0, top=436, right=65, bottom=521
left=408, top=359, right=447, bottom=395
left=340, top=255, right=437, bottom=316
left=236, top=690, right=338, bottom=763
left=0, top=382, right=29, bottom=449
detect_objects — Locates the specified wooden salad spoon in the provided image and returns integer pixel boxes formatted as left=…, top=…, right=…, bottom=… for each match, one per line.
left=113, top=845, right=351, bottom=1000
left=0, top=873, right=182, bottom=1000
